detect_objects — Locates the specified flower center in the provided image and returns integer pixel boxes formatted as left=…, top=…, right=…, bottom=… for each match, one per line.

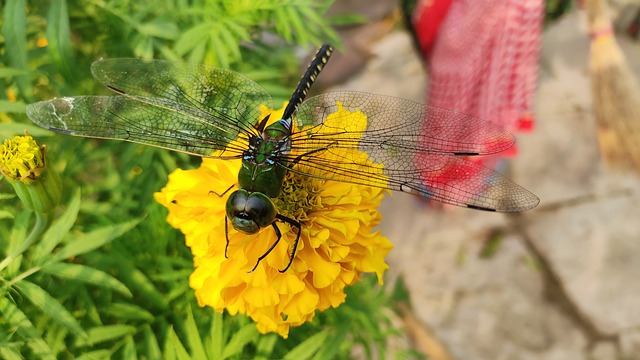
left=272, top=170, right=321, bottom=223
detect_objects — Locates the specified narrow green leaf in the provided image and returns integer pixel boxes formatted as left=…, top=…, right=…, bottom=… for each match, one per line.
left=121, top=336, right=138, bottom=360
left=210, top=311, right=224, bottom=360
left=4, top=211, right=30, bottom=275
left=74, top=325, right=136, bottom=347
left=184, top=304, right=207, bottom=360
left=15, top=280, right=87, bottom=339
left=0, top=67, right=27, bottom=78
left=75, top=350, right=111, bottom=360
left=208, top=33, right=228, bottom=68
left=286, top=6, right=309, bottom=45
left=221, top=324, right=258, bottom=359
left=217, top=24, right=240, bottom=62
left=139, top=21, right=179, bottom=40
left=0, top=123, right=54, bottom=138
left=0, top=100, right=25, bottom=113
left=174, top=23, right=210, bottom=56
left=105, top=302, right=154, bottom=321
left=311, top=326, right=349, bottom=360
left=273, top=7, right=292, bottom=42
left=143, top=325, right=162, bottom=359
left=51, top=218, right=141, bottom=263
left=41, top=262, right=131, bottom=297
left=0, top=193, right=16, bottom=200
left=0, top=210, right=15, bottom=219
left=46, top=0, right=75, bottom=80
left=188, top=42, right=206, bottom=64
left=0, top=346, right=22, bottom=360
left=0, top=297, right=55, bottom=359
left=165, top=326, right=192, bottom=360
left=32, top=189, right=81, bottom=265
left=254, top=333, right=278, bottom=360
left=283, top=330, right=329, bottom=360
left=2, top=0, right=30, bottom=98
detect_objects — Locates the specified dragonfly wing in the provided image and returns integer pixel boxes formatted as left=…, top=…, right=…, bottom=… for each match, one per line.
left=287, top=91, right=539, bottom=212
left=292, top=91, right=516, bottom=156
left=91, top=58, right=273, bottom=135
left=25, top=96, right=248, bottom=158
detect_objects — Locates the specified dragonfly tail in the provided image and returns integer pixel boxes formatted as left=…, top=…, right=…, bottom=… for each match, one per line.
left=282, top=45, right=333, bottom=120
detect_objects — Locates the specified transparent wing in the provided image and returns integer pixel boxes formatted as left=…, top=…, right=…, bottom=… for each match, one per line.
left=26, top=96, right=249, bottom=158
left=286, top=91, right=539, bottom=212
left=91, top=58, right=273, bottom=137
left=26, top=58, right=275, bottom=158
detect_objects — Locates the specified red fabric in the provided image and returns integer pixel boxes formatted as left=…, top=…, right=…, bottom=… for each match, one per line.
left=411, top=0, right=542, bottom=206
left=422, top=0, right=542, bottom=135
left=412, top=0, right=454, bottom=57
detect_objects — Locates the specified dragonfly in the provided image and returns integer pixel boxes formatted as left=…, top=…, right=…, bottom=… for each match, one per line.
left=26, top=45, right=539, bottom=272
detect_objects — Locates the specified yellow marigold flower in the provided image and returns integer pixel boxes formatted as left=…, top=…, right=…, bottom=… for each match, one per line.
left=154, top=103, right=393, bottom=338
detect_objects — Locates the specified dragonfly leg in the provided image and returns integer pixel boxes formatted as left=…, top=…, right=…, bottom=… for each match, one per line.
left=248, top=222, right=283, bottom=273
left=275, top=214, right=301, bottom=273
left=290, top=144, right=334, bottom=168
left=224, top=216, right=230, bottom=259
left=209, top=184, right=235, bottom=198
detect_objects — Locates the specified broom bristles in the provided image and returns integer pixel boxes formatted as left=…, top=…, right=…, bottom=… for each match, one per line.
left=586, top=0, right=640, bottom=173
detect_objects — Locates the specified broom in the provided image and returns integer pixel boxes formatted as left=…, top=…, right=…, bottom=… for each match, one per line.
left=584, top=0, right=640, bottom=173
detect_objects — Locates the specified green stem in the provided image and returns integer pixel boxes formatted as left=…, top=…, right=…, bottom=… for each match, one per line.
left=0, top=212, right=49, bottom=272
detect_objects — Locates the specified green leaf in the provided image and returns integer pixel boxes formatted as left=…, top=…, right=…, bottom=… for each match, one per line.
left=174, top=23, right=210, bottom=56
left=2, top=0, right=30, bottom=98
left=209, top=311, right=224, bottom=360
left=143, top=325, right=162, bottom=359
left=0, top=210, right=14, bottom=220
left=40, top=262, right=132, bottom=297
left=311, top=326, right=349, bottom=360
left=46, top=0, right=75, bottom=80
left=15, top=280, right=88, bottom=340
left=139, top=20, right=179, bottom=40
left=75, top=350, right=112, bottom=360
left=0, top=296, right=55, bottom=359
left=286, top=6, right=308, bottom=45
left=104, top=302, right=154, bottom=321
left=254, top=333, right=277, bottom=360
left=0, top=123, right=54, bottom=138
left=121, top=336, right=138, bottom=360
left=50, top=217, right=142, bottom=263
left=0, top=100, right=25, bottom=113
left=32, top=188, right=81, bottom=265
left=0, top=346, right=22, bottom=360
left=3, top=210, right=30, bottom=274
left=221, top=324, right=258, bottom=359
left=0, top=67, right=27, bottom=78
left=184, top=304, right=207, bottom=360
left=74, top=325, right=137, bottom=347
left=0, top=193, right=16, bottom=200
left=283, top=330, right=329, bottom=360
left=165, top=326, right=192, bottom=360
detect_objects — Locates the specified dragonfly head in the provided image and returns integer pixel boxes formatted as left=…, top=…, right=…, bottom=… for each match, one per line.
left=226, top=189, right=277, bottom=234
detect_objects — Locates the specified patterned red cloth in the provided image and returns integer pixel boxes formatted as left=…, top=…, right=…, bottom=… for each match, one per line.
left=412, top=0, right=542, bottom=206
left=416, top=0, right=542, bottom=139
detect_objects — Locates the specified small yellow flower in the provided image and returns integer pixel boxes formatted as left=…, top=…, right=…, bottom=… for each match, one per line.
left=155, top=103, right=392, bottom=338
left=1, top=134, right=45, bottom=181
left=36, top=36, right=48, bottom=48
left=5, top=88, right=17, bottom=103
left=1, top=134, right=61, bottom=213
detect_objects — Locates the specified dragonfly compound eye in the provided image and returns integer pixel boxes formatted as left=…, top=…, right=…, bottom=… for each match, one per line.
left=226, top=190, right=277, bottom=234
